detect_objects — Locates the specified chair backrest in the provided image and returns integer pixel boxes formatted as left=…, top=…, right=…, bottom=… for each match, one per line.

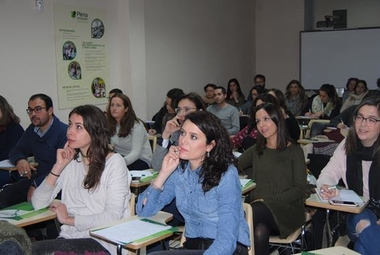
left=243, top=203, right=255, bottom=255
left=148, top=135, right=157, bottom=153
left=130, top=193, right=136, bottom=216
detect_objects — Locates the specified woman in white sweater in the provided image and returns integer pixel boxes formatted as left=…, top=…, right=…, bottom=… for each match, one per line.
left=317, top=97, right=380, bottom=255
left=32, top=105, right=131, bottom=255
left=107, top=93, right=152, bottom=170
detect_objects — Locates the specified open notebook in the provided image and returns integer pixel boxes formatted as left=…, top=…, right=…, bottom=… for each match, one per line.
left=315, top=188, right=366, bottom=206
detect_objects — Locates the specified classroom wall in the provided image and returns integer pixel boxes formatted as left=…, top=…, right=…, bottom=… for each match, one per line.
left=0, top=0, right=132, bottom=128
left=312, top=0, right=380, bottom=29
left=143, top=0, right=255, bottom=119
left=254, top=0, right=305, bottom=90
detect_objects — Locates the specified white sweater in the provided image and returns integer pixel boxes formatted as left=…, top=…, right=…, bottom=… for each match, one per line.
left=32, top=153, right=131, bottom=255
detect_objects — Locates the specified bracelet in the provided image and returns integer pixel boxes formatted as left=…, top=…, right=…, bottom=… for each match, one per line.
left=49, top=171, right=60, bottom=177
left=151, top=181, right=163, bottom=191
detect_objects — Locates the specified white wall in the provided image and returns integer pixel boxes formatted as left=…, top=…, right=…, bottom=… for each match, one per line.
left=143, top=0, right=255, bottom=119
left=254, top=0, right=305, bottom=90
left=0, top=0, right=132, bottom=128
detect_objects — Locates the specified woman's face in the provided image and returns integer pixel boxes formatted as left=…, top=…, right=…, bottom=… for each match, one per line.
left=289, top=83, right=300, bottom=95
left=67, top=113, right=91, bottom=153
left=205, top=87, right=214, bottom=99
left=355, top=105, right=380, bottom=147
left=176, top=99, right=197, bottom=123
left=255, top=109, right=277, bottom=141
left=348, top=80, right=357, bottom=92
left=178, top=120, right=215, bottom=169
left=110, top=97, right=127, bottom=122
left=355, top=82, right=366, bottom=95
left=229, top=82, right=238, bottom=92
left=251, top=89, right=259, bottom=100
left=319, top=91, right=330, bottom=103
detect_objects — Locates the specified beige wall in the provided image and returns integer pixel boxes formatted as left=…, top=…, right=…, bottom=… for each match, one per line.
left=255, top=0, right=305, bottom=90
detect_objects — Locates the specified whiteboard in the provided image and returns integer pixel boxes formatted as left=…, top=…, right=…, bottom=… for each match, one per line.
left=300, top=27, right=380, bottom=90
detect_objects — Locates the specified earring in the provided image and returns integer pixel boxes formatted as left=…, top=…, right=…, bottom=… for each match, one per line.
left=206, top=151, right=210, bottom=157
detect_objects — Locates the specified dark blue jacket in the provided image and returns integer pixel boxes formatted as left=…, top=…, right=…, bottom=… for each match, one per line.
left=9, top=115, right=67, bottom=186
left=0, top=122, right=24, bottom=161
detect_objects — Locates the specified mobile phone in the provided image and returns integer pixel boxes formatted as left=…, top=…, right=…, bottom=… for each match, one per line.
left=329, top=200, right=358, bottom=207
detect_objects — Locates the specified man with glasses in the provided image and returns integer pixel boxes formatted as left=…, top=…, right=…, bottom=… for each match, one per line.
left=207, top=86, right=240, bottom=135
left=0, top=94, right=67, bottom=209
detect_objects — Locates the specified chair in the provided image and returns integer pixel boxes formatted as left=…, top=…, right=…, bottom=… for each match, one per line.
left=243, top=203, right=255, bottom=255
left=148, top=135, right=157, bottom=153
left=305, top=119, right=329, bottom=138
left=130, top=193, right=136, bottom=216
left=179, top=203, right=254, bottom=254
left=269, top=212, right=312, bottom=254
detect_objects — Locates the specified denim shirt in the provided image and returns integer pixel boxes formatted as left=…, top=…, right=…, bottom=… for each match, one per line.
left=136, top=163, right=250, bottom=255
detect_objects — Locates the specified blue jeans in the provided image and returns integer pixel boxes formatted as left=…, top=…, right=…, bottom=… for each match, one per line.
left=346, top=208, right=380, bottom=255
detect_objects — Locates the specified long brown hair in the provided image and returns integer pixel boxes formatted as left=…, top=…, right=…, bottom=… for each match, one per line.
left=70, top=105, right=110, bottom=191
left=0, top=95, right=20, bottom=133
left=107, top=93, right=139, bottom=137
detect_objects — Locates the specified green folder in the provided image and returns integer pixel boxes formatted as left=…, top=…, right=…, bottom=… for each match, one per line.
left=0, top=201, right=49, bottom=221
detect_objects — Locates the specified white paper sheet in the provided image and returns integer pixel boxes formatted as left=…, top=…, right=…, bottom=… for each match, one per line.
left=91, top=219, right=172, bottom=244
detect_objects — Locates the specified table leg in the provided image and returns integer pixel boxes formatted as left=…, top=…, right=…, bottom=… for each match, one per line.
left=117, top=244, right=123, bottom=255
left=325, top=209, right=333, bottom=247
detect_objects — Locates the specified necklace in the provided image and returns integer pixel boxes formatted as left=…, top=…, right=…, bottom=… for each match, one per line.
left=80, top=151, right=89, bottom=158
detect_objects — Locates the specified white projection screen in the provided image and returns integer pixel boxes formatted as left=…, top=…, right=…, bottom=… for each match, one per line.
left=300, top=27, right=380, bottom=91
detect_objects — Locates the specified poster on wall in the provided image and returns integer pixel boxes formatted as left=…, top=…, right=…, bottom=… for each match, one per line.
left=53, top=3, right=109, bottom=109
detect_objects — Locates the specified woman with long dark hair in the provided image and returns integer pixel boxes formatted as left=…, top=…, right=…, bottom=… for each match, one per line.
left=107, top=93, right=152, bottom=170
left=317, top=97, right=380, bottom=255
left=138, top=111, right=250, bottom=255
left=0, top=95, right=24, bottom=187
left=226, top=78, right=246, bottom=109
left=32, top=105, right=131, bottom=255
left=238, top=103, right=306, bottom=255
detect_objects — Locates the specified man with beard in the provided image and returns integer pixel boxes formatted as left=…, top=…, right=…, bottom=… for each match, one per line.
left=0, top=94, right=67, bottom=208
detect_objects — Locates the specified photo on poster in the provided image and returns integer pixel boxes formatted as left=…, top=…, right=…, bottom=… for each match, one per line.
left=91, top=18, right=104, bottom=38
left=91, top=77, right=106, bottom=98
left=68, top=61, right=82, bottom=80
left=62, top=41, right=77, bottom=60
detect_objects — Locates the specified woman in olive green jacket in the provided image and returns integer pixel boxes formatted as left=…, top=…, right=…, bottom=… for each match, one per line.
left=238, top=103, right=306, bottom=255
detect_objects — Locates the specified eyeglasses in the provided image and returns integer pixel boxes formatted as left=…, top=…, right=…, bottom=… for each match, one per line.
left=175, top=107, right=197, bottom=114
left=354, top=115, right=380, bottom=127
left=26, top=107, right=46, bottom=115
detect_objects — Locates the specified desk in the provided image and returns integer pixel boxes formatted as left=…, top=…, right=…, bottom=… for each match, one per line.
left=297, top=139, right=335, bottom=145
left=242, top=181, right=256, bottom=195
left=90, top=211, right=173, bottom=255
left=296, top=116, right=319, bottom=126
left=0, top=201, right=57, bottom=228
left=294, top=246, right=360, bottom=255
left=305, top=193, right=368, bottom=247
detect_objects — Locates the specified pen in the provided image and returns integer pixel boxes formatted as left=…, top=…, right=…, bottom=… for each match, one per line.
left=320, top=186, right=336, bottom=192
left=340, top=118, right=345, bottom=125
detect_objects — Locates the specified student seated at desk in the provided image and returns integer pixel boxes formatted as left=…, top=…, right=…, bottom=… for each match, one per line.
left=107, top=93, right=152, bottom=170
left=238, top=103, right=306, bottom=255
left=137, top=111, right=250, bottom=255
left=317, top=98, right=380, bottom=255
left=0, top=95, right=24, bottom=186
left=32, top=105, right=131, bottom=255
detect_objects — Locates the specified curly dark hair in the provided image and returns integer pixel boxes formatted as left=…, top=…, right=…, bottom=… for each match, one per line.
left=107, top=93, right=139, bottom=137
left=179, top=111, right=236, bottom=192
left=254, top=103, right=290, bottom=155
left=69, top=105, right=110, bottom=191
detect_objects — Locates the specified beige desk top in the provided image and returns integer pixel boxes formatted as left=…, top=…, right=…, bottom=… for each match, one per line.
left=294, top=246, right=360, bottom=255
left=306, top=193, right=368, bottom=214
left=90, top=211, right=173, bottom=251
left=242, top=182, right=256, bottom=195
left=1, top=202, right=56, bottom=228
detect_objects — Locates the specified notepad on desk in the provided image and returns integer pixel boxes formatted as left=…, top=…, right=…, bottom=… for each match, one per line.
left=91, top=218, right=175, bottom=245
left=315, top=188, right=365, bottom=206
left=240, top=179, right=254, bottom=189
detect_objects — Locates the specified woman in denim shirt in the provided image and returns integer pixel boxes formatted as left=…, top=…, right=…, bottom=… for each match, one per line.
left=137, top=111, right=250, bottom=255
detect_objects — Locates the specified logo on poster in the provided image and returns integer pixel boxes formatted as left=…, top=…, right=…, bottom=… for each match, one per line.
left=70, top=11, right=88, bottom=21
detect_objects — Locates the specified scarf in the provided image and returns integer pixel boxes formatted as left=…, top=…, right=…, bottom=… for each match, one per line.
left=346, top=138, right=380, bottom=200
